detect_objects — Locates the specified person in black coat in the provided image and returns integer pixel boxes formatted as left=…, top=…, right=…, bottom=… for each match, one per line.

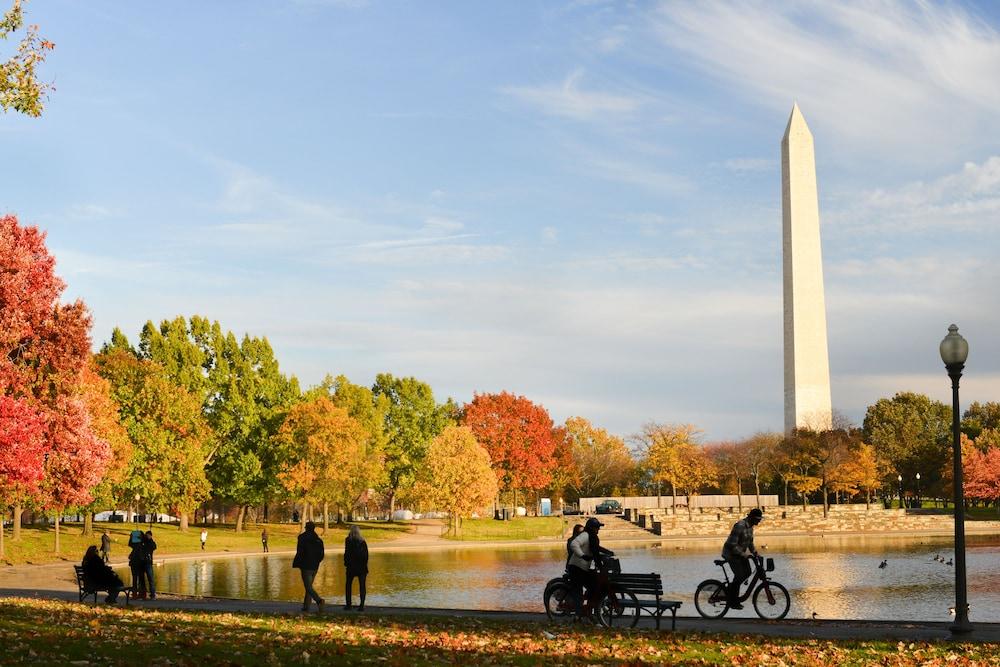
left=292, top=521, right=325, bottom=613
left=343, top=525, right=369, bottom=611
left=127, top=531, right=147, bottom=599
left=82, top=546, right=127, bottom=604
left=142, top=531, right=157, bottom=599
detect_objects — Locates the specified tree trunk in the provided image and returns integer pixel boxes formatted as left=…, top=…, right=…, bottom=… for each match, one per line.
left=736, top=477, right=743, bottom=513
left=13, top=505, right=22, bottom=541
left=782, top=480, right=789, bottom=508
left=179, top=511, right=189, bottom=531
left=235, top=505, right=247, bottom=532
left=687, top=493, right=693, bottom=521
left=822, top=484, right=829, bottom=518
left=83, top=512, right=94, bottom=536
left=299, top=500, right=307, bottom=531
left=801, top=489, right=807, bottom=512
left=754, top=478, right=762, bottom=511
left=671, top=484, right=678, bottom=515
left=388, top=491, right=396, bottom=521
left=865, top=488, right=871, bottom=511
left=0, top=510, right=5, bottom=559
left=323, top=502, right=329, bottom=531
left=54, top=513, right=61, bottom=555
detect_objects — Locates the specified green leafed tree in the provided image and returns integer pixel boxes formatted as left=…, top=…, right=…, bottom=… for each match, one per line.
left=95, top=348, right=212, bottom=531
left=1, top=1, right=54, bottom=117
left=136, top=316, right=300, bottom=531
left=862, top=392, right=950, bottom=498
left=372, top=373, right=453, bottom=516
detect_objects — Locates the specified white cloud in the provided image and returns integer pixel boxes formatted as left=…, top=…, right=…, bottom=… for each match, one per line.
left=542, top=226, right=558, bottom=243
left=650, top=0, right=1000, bottom=162
left=502, top=69, right=641, bottom=121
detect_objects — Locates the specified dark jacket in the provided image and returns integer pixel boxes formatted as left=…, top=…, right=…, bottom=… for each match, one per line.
left=100, top=534, right=111, bottom=552
left=292, top=530, right=325, bottom=570
left=344, top=537, right=368, bottom=575
left=82, top=552, right=123, bottom=589
left=128, top=544, right=145, bottom=569
left=142, top=536, right=157, bottom=564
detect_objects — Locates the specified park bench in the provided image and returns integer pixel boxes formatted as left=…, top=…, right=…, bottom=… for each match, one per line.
left=608, top=572, right=682, bottom=630
left=73, top=565, right=132, bottom=606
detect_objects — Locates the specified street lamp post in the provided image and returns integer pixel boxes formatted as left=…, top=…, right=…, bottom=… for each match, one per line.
left=134, top=494, right=141, bottom=525
left=940, top=324, right=972, bottom=635
left=898, top=474, right=904, bottom=509
left=916, top=473, right=921, bottom=506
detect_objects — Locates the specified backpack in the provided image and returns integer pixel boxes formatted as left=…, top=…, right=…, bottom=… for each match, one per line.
left=128, top=530, right=143, bottom=547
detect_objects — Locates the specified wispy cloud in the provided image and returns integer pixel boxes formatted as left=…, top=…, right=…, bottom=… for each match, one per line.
left=502, top=69, right=641, bottom=121
left=650, top=0, right=1000, bottom=162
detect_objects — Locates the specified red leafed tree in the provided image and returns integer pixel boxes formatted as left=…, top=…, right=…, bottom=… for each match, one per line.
left=462, top=391, right=558, bottom=508
left=0, top=214, right=102, bottom=546
left=965, top=447, right=1000, bottom=513
left=0, top=395, right=47, bottom=557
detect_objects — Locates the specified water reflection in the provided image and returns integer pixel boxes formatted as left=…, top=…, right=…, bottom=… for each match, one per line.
left=123, top=535, right=1000, bottom=622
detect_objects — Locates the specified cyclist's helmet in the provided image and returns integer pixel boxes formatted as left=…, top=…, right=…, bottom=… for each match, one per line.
left=748, top=508, right=763, bottom=522
left=585, top=517, right=604, bottom=530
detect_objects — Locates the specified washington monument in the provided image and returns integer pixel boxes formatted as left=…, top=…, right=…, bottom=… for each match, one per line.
left=782, top=104, right=832, bottom=433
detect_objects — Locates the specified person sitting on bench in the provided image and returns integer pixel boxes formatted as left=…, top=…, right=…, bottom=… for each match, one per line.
left=81, top=545, right=128, bottom=604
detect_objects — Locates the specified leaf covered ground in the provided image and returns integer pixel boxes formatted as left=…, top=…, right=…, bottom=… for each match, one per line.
left=1, top=597, right=998, bottom=666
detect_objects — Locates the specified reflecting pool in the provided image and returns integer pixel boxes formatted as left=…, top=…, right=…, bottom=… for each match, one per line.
left=125, top=535, right=1000, bottom=622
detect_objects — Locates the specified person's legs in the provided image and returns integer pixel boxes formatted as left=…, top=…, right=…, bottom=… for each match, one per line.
left=727, top=558, right=750, bottom=607
left=344, top=573, right=355, bottom=609
left=300, top=569, right=323, bottom=610
left=145, top=564, right=156, bottom=599
left=358, top=574, right=366, bottom=610
left=131, top=566, right=145, bottom=598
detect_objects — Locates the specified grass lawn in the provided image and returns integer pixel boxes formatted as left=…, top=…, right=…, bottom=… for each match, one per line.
left=0, top=596, right=997, bottom=666
left=0, top=521, right=411, bottom=567
left=445, top=516, right=567, bottom=541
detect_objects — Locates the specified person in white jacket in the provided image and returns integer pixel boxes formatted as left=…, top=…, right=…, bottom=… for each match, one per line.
left=566, top=517, right=614, bottom=616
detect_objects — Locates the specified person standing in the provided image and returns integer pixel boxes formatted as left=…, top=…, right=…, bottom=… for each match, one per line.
left=128, top=530, right=147, bottom=599
left=200, top=528, right=208, bottom=551
left=721, top=508, right=763, bottom=609
left=100, top=530, right=112, bottom=563
left=261, top=528, right=269, bottom=553
left=292, top=521, right=325, bottom=613
left=343, top=525, right=368, bottom=611
left=142, top=530, right=158, bottom=600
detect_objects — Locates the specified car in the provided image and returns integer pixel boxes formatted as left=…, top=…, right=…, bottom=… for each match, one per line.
left=595, top=499, right=622, bottom=515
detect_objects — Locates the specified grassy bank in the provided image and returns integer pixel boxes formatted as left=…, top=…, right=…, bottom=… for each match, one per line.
left=445, top=516, right=566, bottom=541
left=0, top=521, right=410, bottom=567
left=0, top=597, right=996, bottom=666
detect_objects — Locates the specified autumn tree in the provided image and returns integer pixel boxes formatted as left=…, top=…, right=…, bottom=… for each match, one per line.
left=744, top=432, right=781, bottom=508
left=78, top=365, right=133, bottom=535
left=778, top=432, right=821, bottom=511
left=462, top=391, right=558, bottom=510
left=962, top=402, right=1000, bottom=440
left=639, top=423, right=717, bottom=519
left=0, top=395, right=45, bottom=557
left=413, top=425, right=497, bottom=536
left=964, top=446, right=1000, bottom=513
left=94, top=349, right=212, bottom=531
left=373, top=373, right=452, bottom=516
left=0, top=215, right=104, bottom=546
left=273, top=397, right=372, bottom=530
left=709, top=441, right=749, bottom=512
left=562, top=416, right=635, bottom=500
left=839, top=442, right=882, bottom=510
left=1, top=0, right=54, bottom=117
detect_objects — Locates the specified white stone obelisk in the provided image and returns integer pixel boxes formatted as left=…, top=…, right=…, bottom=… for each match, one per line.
left=782, top=104, right=832, bottom=433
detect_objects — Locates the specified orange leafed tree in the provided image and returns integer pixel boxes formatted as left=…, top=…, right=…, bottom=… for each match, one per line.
left=413, top=425, right=497, bottom=536
left=462, top=391, right=558, bottom=509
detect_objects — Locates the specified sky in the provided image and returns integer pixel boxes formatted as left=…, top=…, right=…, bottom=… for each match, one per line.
left=3, top=0, right=1000, bottom=442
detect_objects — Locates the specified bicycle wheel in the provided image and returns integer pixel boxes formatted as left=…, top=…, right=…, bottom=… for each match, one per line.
left=694, top=579, right=729, bottom=619
left=752, top=581, right=790, bottom=620
left=596, top=591, right=640, bottom=628
left=544, top=581, right=579, bottom=624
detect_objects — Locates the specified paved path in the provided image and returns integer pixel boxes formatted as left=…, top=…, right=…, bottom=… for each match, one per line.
left=2, top=586, right=997, bottom=643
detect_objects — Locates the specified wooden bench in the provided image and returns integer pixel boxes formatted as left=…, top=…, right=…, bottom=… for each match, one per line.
left=73, top=565, right=131, bottom=606
left=608, top=573, right=682, bottom=630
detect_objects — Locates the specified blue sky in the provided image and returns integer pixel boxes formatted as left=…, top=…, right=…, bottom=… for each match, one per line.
left=3, top=0, right=999, bottom=441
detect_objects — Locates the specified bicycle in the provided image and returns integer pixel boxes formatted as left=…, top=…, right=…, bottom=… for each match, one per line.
left=694, top=555, right=790, bottom=620
left=543, top=557, right=641, bottom=628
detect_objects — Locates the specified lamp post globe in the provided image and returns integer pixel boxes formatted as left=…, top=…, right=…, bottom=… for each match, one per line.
left=940, top=324, right=972, bottom=634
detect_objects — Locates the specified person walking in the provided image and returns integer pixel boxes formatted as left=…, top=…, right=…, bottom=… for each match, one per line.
left=100, top=530, right=112, bottom=563
left=292, top=521, right=325, bottom=613
left=261, top=528, right=269, bottom=553
left=343, top=525, right=369, bottom=611
left=200, top=528, right=208, bottom=551
left=142, top=530, right=158, bottom=600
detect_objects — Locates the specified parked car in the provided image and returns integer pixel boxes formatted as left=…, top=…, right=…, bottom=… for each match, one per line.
left=595, top=499, right=623, bottom=515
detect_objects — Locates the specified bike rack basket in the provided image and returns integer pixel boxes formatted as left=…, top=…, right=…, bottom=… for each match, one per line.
left=765, top=557, right=775, bottom=572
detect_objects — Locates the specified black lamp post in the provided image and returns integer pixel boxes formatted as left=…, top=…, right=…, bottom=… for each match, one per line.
left=897, top=474, right=904, bottom=509
left=916, top=473, right=921, bottom=506
left=940, top=324, right=972, bottom=635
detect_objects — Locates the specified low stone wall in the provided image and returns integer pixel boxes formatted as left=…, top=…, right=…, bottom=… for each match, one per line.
left=629, top=504, right=1000, bottom=537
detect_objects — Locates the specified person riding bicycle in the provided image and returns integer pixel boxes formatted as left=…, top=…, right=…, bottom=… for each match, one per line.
left=721, top=507, right=763, bottom=609
left=567, top=517, right=614, bottom=615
